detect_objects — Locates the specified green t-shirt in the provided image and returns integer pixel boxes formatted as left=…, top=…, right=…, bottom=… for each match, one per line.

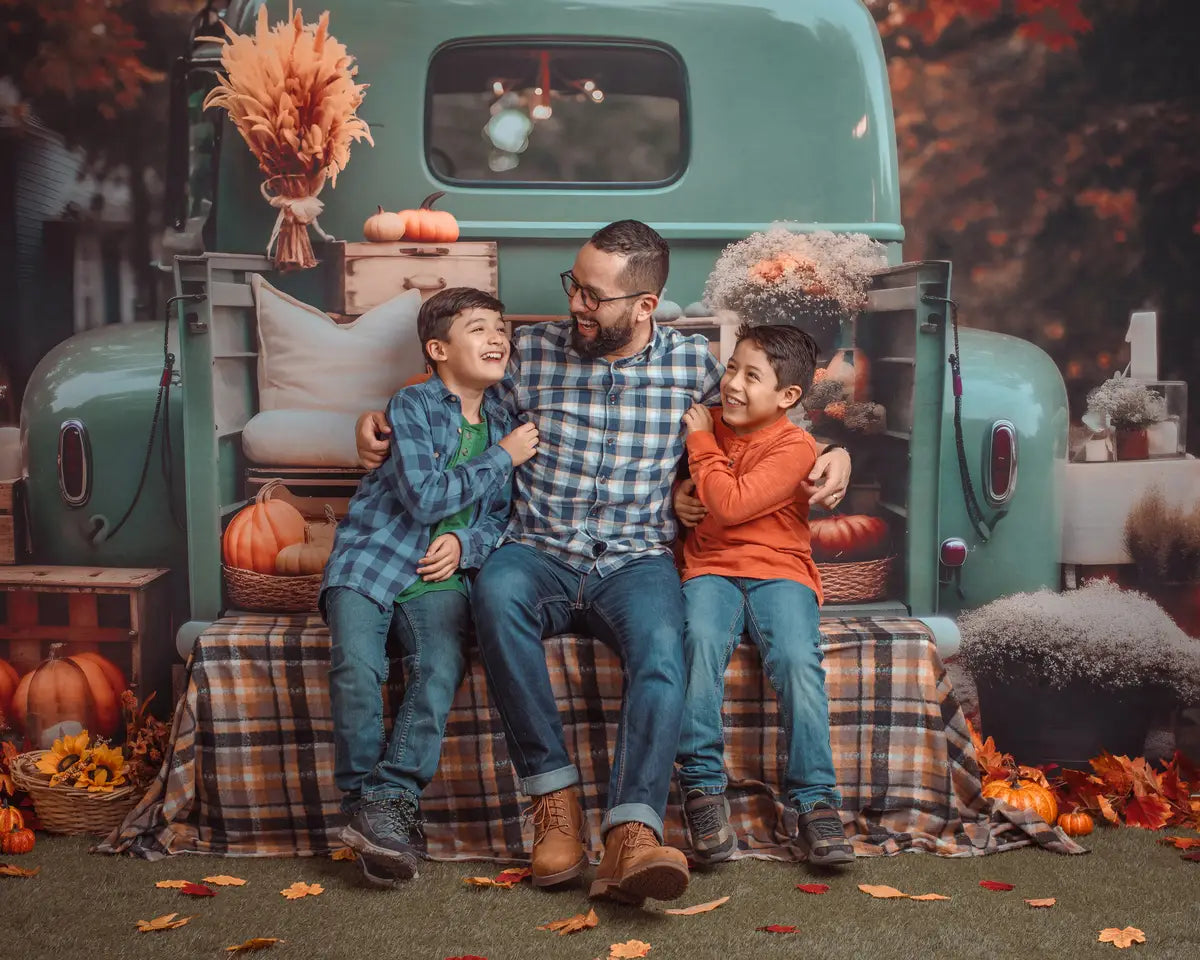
left=396, top=417, right=489, bottom=604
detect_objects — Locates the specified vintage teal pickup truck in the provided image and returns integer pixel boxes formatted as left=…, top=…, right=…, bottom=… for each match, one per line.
left=19, top=0, right=1067, bottom=686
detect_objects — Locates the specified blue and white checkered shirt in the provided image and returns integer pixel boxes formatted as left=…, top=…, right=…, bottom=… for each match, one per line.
left=320, top=374, right=516, bottom=612
left=496, top=320, right=723, bottom=575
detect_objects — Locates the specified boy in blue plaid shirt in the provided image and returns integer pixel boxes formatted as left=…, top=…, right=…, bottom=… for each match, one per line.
left=320, top=287, right=538, bottom=887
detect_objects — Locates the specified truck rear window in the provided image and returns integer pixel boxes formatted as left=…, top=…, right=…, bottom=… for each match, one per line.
left=425, top=40, right=687, bottom=187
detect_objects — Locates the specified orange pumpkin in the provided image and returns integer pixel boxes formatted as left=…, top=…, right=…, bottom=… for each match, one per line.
left=399, top=191, right=459, bottom=243
left=70, top=651, right=127, bottom=705
left=0, top=799, right=23, bottom=833
left=1057, top=811, right=1094, bottom=837
left=810, top=514, right=888, bottom=562
left=823, top=348, right=871, bottom=403
left=981, top=773, right=1059, bottom=826
left=0, top=657, right=18, bottom=718
left=10, top=645, right=121, bottom=738
left=363, top=205, right=407, bottom=243
left=223, top=479, right=306, bottom=574
left=0, top=826, right=35, bottom=855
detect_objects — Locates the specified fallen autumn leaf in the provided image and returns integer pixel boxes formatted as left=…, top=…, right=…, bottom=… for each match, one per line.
left=1025, top=898, right=1057, bottom=908
left=795, top=883, right=829, bottom=894
left=663, top=895, right=730, bottom=916
left=858, top=884, right=908, bottom=899
left=331, top=847, right=357, bottom=861
left=0, top=864, right=40, bottom=878
left=180, top=882, right=216, bottom=897
left=226, top=938, right=285, bottom=953
left=204, top=875, right=248, bottom=886
left=979, top=880, right=1015, bottom=891
left=493, top=867, right=532, bottom=884
left=280, top=881, right=324, bottom=900
left=1158, top=836, right=1200, bottom=851
left=909, top=893, right=951, bottom=901
left=756, top=925, right=798, bottom=933
left=136, top=912, right=197, bottom=932
left=537, top=907, right=599, bottom=935
left=1183, top=852, right=1200, bottom=863
left=154, top=879, right=189, bottom=889
left=608, top=941, right=652, bottom=959
left=1098, top=927, right=1146, bottom=949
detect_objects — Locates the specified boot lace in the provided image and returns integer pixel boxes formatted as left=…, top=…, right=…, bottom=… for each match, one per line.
left=524, top=792, right=573, bottom=841
left=621, top=822, right=660, bottom=851
left=802, top=809, right=845, bottom=843
left=688, top=800, right=725, bottom=840
left=380, top=794, right=423, bottom=839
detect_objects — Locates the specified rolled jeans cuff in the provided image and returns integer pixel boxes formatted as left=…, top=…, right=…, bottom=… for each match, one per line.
left=602, top=803, right=664, bottom=841
left=521, top=763, right=580, bottom=797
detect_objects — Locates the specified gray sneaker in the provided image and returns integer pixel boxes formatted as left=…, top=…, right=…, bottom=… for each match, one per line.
left=339, top=795, right=422, bottom=879
left=795, top=803, right=854, bottom=867
left=683, top=789, right=737, bottom=864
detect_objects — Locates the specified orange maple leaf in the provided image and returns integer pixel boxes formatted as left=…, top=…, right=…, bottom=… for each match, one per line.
left=1098, top=926, right=1145, bottom=949
left=663, top=896, right=730, bottom=915
left=1090, top=753, right=1134, bottom=795
left=279, top=882, right=323, bottom=900
left=1159, top=836, right=1200, bottom=851
left=136, top=913, right=197, bottom=932
left=154, top=879, right=189, bottom=889
left=0, top=863, right=39, bottom=878
left=202, top=875, right=248, bottom=886
left=858, top=884, right=908, bottom=899
left=226, top=938, right=285, bottom=953
left=1025, top=898, right=1057, bottom=908
left=609, top=941, right=652, bottom=959
left=537, top=907, right=598, bottom=935
left=909, top=893, right=951, bottom=901
left=330, top=847, right=356, bottom=861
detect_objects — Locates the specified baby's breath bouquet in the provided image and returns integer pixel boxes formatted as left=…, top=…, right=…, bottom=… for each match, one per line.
left=704, top=228, right=887, bottom=351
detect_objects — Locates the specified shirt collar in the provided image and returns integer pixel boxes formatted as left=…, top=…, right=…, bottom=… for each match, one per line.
left=716, top=411, right=795, bottom=444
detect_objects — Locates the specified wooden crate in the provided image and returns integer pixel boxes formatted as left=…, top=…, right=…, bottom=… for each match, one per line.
left=0, top=566, right=173, bottom=708
left=0, top=479, right=25, bottom=565
left=323, top=240, right=498, bottom=317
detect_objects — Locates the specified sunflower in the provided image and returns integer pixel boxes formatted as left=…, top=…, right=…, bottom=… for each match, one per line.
left=36, top=731, right=92, bottom=780
left=77, top=743, right=127, bottom=793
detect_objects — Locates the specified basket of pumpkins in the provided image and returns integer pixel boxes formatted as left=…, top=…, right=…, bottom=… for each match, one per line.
left=811, top=512, right=893, bottom=603
left=222, top=480, right=337, bottom=613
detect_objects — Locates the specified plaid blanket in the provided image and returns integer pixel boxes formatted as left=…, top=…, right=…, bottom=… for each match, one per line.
left=98, top=615, right=1083, bottom=861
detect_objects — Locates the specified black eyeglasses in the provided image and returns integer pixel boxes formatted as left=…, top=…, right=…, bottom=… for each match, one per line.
left=560, top=271, right=652, bottom=312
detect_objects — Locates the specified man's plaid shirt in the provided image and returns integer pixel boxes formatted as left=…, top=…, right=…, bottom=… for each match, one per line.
left=496, top=320, right=723, bottom=575
left=320, top=374, right=515, bottom=612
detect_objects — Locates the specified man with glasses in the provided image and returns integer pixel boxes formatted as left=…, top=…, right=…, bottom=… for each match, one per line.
left=354, top=220, right=851, bottom=904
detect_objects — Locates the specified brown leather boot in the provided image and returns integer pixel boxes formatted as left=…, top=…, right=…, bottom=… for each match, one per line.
left=588, top=821, right=690, bottom=905
left=526, top=786, right=586, bottom=887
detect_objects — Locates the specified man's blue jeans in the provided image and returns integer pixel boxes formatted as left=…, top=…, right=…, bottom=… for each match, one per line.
left=326, top=586, right=468, bottom=814
left=472, top=544, right=685, bottom=839
left=676, top=575, right=841, bottom=813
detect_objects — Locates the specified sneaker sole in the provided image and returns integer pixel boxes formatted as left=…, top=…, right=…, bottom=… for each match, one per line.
left=689, top=831, right=738, bottom=865
left=532, top=854, right=587, bottom=888
left=340, top=823, right=421, bottom=869
left=357, top=852, right=419, bottom=887
left=588, top=861, right=690, bottom=905
left=806, top=847, right=855, bottom=867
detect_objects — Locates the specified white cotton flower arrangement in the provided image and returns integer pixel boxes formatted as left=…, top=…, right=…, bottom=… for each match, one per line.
left=958, top=580, right=1200, bottom=702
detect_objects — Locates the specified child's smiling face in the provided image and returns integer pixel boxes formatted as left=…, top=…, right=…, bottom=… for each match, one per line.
left=426, top=307, right=510, bottom=388
left=720, top=338, right=803, bottom=434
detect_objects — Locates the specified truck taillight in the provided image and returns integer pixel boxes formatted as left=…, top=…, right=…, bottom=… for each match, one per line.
left=940, top=538, right=968, bottom=567
left=985, top=419, right=1017, bottom=506
left=58, top=419, right=92, bottom=507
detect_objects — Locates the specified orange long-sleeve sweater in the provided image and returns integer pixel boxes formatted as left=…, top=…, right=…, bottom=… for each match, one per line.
left=681, top=410, right=823, bottom=604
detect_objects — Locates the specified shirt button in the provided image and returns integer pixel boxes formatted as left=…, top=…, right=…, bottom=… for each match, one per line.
left=609, top=394, right=618, bottom=404
left=607, top=437, right=615, bottom=446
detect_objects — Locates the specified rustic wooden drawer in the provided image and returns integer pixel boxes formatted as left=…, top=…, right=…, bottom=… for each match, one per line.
left=0, top=479, right=25, bottom=565
left=324, top=240, right=498, bottom=317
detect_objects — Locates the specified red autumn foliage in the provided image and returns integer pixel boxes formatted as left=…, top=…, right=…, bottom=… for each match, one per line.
left=179, top=883, right=216, bottom=897
left=979, top=880, right=1015, bottom=891
left=795, top=883, right=830, bottom=894
left=757, top=926, right=798, bottom=934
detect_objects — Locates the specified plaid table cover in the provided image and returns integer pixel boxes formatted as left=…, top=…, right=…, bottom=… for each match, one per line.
left=99, top=615, right=1083, bottom=861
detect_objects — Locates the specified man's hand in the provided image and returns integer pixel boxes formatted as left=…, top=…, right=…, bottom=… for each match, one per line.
left=356, top=410, right=391, bottom=470
left=416, top=533, right=462, bottom=582
left=674, top=478, right=707, bottom=528
left=803, top=446, right=852, bottom=509
left=499, top=422, right=540, bottom=466
left=682, top=403, right=714, bottom=436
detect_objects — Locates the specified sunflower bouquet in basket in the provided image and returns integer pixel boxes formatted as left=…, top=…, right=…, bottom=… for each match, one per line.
left=34, top=731, right=128, bottom=793
left=203, top=4, right=373, bottom=270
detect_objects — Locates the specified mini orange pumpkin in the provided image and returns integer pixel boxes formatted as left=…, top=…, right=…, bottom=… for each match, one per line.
left=399, top=191, right=459, bottom=243
left=223, top=479, right=307, bottom=574
left=1, top=825, right=35, bottom=855
left=363, top=205, right=407, bottom=243
left=0, top=799, right=23, bottom=833
left=982, top=772, right=1058, bottom=826
left=1057, top=811, right=1094, bottom=837
left=810, top=514, right=889, bottom=562
left=10, top=645, right=122, bottom=738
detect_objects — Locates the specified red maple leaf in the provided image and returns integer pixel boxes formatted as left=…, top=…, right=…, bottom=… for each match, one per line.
left=1090, top=752, right=1134, bottom=796
left=795, top=883, right=830, bottom=894
left=979, top=880, right=1014, bottom=891
left=1183, top=852, right=1200, bottom=863
left=1123, top=793, right=1172, bottom=830
left=757, top=925, right=798, bottom=933
left=179, top=882, right=216, bottom=897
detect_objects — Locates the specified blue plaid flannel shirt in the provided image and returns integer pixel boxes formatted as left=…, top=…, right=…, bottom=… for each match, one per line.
left=495, top=320, right=723, bottom=575
left=320, top=374, right=515, bottom=612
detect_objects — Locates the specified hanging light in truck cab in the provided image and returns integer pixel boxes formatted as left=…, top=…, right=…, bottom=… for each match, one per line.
left=57, top=419, right=92, bottom=507
left=984, top=419, right=1018, bottom=505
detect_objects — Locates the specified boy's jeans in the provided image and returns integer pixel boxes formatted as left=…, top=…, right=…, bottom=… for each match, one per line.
left=472, top=543, right=685, bottom=840
left=676, top=575, right=841, bottom=813
left=325, top=586, right=468, bottom=814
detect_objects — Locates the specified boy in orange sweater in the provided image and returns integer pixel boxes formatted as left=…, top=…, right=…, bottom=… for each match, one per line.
left=674, top=322, right=853, bottom=868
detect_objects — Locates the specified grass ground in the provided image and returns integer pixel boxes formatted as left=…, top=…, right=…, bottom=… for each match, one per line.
left=3, top=827, right=1197, bottom=960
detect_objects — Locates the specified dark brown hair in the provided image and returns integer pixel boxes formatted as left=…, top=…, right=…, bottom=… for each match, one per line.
left=589, top=219, right=670, bottom=295
left=735, top=321, right=818, bottom=398
left=417, top=287, right=505, bottom=366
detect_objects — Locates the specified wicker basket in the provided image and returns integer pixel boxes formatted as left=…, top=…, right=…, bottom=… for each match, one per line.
left=223, top=565, right=322, bottom=613
left=816, top=556, right=894, bottom=604
left=11, top=752, right=140, bottom=836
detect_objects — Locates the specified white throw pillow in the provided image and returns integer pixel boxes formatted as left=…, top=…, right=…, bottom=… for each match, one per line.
left=252, top=274, right=424, bottom=412
left=241, top=409, right=362, bottom=467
